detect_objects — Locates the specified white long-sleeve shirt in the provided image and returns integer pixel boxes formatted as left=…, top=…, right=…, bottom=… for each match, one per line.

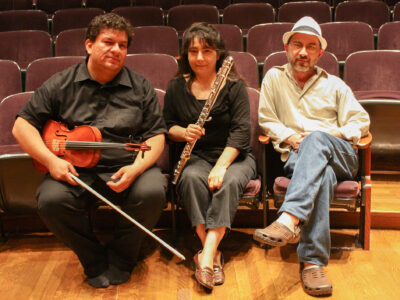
left=258, top=63, right=370, bottom=161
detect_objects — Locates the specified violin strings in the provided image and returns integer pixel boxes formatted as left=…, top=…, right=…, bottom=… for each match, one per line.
left=44, top=140, right=142, bottom=150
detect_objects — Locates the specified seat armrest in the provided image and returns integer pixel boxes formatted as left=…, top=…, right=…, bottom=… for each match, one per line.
left=258, top=135, right=270, bottom=144
left=357, top=132, right=372, bottom=149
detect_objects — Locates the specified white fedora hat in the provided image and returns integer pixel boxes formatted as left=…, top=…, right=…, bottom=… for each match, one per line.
left=282, top=16, right=327, bottom=50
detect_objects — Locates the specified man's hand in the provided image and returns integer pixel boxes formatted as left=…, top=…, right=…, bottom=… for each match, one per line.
left=47, top=157, right=79, bottom=186
left=107, top=165, right=139, bottom=193
left=208, top=165, right=227, bottom=192
left=285, top=133, right=307, bottom=152
left=184, top=124, right=205, bottom=143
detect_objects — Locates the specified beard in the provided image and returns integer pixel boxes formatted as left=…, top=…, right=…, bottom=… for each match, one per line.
left=288, top=53, right=317, bottom=73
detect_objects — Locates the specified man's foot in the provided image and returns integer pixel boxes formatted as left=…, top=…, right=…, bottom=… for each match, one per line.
left=300, top=264, right=332, bottom=297
left=87, top=271, right=110, bottom=288
left=106, top=264, right=131, bottom=285
left=253, top=221, right=300, bottom=247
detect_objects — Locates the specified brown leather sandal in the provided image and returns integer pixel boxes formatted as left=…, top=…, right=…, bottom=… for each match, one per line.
left=193, top=251, right=214, bottom=291
left=213, top=251, right=225, bottom=285
left=253, top=221, right=300, bottom=247
left=300, top=264, right=332, bottom=297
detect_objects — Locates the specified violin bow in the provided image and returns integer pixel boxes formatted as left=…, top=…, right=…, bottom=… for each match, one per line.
left=69, top=173, right=185, bottom=261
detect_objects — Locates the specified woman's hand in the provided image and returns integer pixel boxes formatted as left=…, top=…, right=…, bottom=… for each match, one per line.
left=208, top=165, right=227, bottom=192
left=184, top=124, right=205, bottom=143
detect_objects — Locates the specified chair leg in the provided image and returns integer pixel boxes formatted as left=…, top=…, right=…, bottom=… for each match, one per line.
left=0, top=214, right=7, bottom=243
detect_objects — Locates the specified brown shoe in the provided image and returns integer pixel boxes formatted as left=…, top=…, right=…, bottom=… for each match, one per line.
left=213, top=251, right=225, bottom=285
left=253, top=221, right=300, bottom=247
left=300, top=264, right=332, bottom=297
left=193, top=251, right=214, bottom=291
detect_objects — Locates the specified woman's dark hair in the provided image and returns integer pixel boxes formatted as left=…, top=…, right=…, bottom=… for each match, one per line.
left=86, top=13, right=134, bottom=46
left=177, top=23, right=242, bottom=87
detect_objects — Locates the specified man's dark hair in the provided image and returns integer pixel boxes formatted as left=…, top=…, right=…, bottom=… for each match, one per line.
left=86, top=13, right=134, bottom=46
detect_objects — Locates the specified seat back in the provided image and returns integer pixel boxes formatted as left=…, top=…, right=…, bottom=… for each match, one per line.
left=55, top=28, right=87, bottom=57
left=344, top=50, right=400, bottom=93
left=0, top=30, right=52, bottom=70
left=0, top=91, right=33, bottom=154
left=232, top=0, right=280, bottom=10
left=35, top=0, right=83, bottom=15
left=129, top=26, right=179, bottom=56
left=335, top=1, right=390, bottom=34
left=320, top=22, right=374, bottom=63
left=0, top=60, right=21, bottom=102
left=85, top=0, right=131, bottom=11
left=0, top=9, right=48, bottom=32
left=223, top=3, right=275, bottom=34
left=278, top=1, right=331, bottom=23
left=230, top=51, right=259, bottom=89
left=378, top=21, right=400, bottom=50
left=52, top=8, right=105, bottom=38
left=183, top=0, right=231, bottom=10
left=263, top=51, right=339, bottom=77
left=111, top=6, right=164, bottom=27
left=167, top=4, right=219, bottom=36
left=211, top=24, right=243, bottom=52
left=394, top=2, right=400, bottom=21
left=154, top=88, right=170, bottom=174
left=358, top=99, right=400, bottom=172
left=0, top=0, right=33, bottom=10
left=135, top=0, right=180, bottom=10
left=125, top=53, right=178, bottom=91
left=247, top=23, right=293, bottom=63
left=25, top=56, right=85, bottom=91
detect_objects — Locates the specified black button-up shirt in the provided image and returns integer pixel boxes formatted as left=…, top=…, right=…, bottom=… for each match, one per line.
left=18, top=60, right=167, bottom=174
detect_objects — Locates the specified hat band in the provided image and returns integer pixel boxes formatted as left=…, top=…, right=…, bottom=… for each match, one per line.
left=293, top=25, right=320, bottom=36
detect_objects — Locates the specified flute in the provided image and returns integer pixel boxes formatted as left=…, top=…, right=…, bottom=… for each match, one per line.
left=172, top=56, right=234, bottom=185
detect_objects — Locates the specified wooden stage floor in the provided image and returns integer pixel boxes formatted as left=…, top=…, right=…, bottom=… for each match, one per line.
left=1, top=228, right=400, bottom=300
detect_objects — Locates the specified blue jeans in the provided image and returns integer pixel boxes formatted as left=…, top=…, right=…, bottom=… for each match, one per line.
left=279, top=131, right=358, bottom=266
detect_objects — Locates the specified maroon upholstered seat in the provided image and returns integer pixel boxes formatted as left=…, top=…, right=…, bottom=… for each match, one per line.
left=52, top=8, right=105, bottom=38
left=0, top=30, right=52, bottom=70
left=25, top=56, right=85, bottom=91
left=55, top=28, right=87, bottom=57
left=335, top=0, right=390, bottom=34
left=167, top=4, right=219, bottom=36
left=0, top=91, right=33, bottom=155
left=321, top=22, right=374, bottom=63
left=211, top=24, right=243, bottom=52
left=223, top=3, right=275, bottom=35
left=378, top=21, right=400, bottom=50
left=125, top=53, right=178, bottom=91
left=0, top=60, right=21, bottom=102
left=0, top=9, right=48, bottom=32
left=35, top=0, right=83, bottom=15
left=230, top=51, right=259, bottom=89
left=111, top=6, right=164, bottom=27
left=247, top=23, right=293, bottom=64
left=128, top=26, right=179, bottom=57
left=278, top=1, right=331, bottom=24
left=85, top=0, right=131, bottom=12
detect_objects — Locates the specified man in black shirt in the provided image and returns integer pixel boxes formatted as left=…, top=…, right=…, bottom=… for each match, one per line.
left=12, top=13, right=167, bottom=288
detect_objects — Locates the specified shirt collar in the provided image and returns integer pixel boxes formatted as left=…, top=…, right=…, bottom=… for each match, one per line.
left=74, top=57, right=132, bottom=88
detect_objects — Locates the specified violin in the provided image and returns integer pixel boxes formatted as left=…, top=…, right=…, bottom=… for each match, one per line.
left=33, top=120, right=151, bottom=172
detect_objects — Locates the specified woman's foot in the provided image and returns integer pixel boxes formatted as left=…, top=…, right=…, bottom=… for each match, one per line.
left=213, top=251, right=225, bottom=285
left=193, top=251, right=214, bottom=291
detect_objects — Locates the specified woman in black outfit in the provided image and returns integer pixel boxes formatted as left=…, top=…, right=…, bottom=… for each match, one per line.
left=163, top=23, right=256, bottom=291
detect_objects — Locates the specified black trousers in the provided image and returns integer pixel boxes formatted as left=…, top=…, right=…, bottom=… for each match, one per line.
left=36, top=166, right=166, bottom=278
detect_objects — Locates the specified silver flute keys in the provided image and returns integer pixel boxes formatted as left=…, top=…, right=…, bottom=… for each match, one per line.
left=172, top=56, right=234, bottom=185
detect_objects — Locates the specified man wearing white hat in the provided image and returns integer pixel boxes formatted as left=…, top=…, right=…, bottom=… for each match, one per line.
left=254, top=16, right=370, bottom=296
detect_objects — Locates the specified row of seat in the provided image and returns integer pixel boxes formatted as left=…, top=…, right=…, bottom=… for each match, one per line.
left=1, top=1, right=400, bottom=36
left=1, top=19, right=400, bottom=70
left=1, top=48, right=400, bottom=100
left=0, top=86, right=373, bottom=251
